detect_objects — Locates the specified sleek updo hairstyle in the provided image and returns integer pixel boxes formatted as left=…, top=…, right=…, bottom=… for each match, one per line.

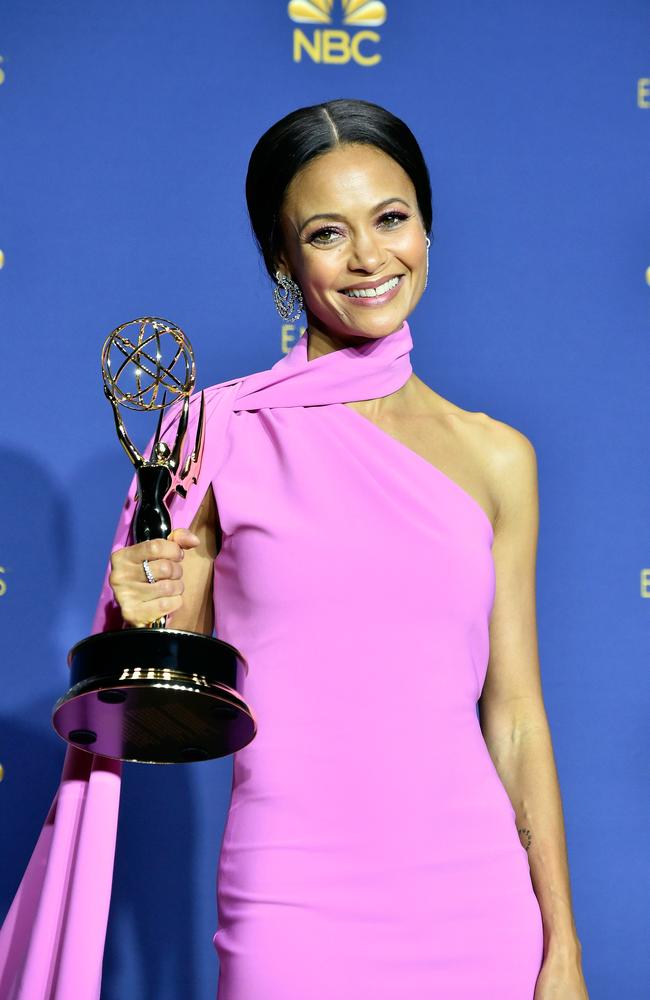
left=245, top=98, right=434, bottom=281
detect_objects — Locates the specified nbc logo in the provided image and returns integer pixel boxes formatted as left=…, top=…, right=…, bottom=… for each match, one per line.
left=288, top=0, right=387, bottom=66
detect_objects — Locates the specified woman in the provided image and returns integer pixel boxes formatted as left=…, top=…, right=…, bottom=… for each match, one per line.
left=2, top=98, right=589, bottom=999
left=106, top=98, right=590, bottom=999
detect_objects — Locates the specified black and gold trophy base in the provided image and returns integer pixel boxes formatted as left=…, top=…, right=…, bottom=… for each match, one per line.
left=52, top=628, right=256, bottom=764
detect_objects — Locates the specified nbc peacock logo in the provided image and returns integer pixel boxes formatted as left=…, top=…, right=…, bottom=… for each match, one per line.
left=288, top=1, right=387, bottom=66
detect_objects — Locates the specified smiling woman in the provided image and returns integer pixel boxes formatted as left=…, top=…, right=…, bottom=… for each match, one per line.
left=182, top=97, right=587, bottom=999
left=245, top=100, right=433, bottom=357
left=0, top=98, right=588, bottom=1000
left=278, top=149, right=426, bottom=323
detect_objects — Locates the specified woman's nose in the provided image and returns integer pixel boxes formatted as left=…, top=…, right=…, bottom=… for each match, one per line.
left=347, top=232, right=386, bottom=271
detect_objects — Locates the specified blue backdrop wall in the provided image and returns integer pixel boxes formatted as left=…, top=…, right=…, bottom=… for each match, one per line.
left=1, top=2, right=648, bottom=997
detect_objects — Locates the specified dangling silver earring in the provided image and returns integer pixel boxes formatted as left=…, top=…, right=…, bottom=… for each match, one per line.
left=273, top=270, right=303, bottom=321
left=424, top=236, right=431, bottom=291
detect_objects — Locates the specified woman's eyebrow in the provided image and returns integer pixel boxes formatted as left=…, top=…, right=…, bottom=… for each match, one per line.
left=299, top=197, right=411, bottom=232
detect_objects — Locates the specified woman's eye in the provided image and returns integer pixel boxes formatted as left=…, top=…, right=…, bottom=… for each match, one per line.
left=379, top=211, right=409, bottom=227
left=308, top=226, right=342, bottom=245
left=307, top=211, right=409, bottom=245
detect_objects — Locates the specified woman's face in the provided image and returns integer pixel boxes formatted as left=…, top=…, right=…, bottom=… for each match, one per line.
left=276, top=143, right=428, bottom=344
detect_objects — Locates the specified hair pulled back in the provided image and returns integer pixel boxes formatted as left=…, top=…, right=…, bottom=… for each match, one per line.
left=245, top=98, right=433, bottom=281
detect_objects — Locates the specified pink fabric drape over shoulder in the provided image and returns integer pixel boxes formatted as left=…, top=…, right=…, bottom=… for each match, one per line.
left=0, top=324, right=413, bottom=998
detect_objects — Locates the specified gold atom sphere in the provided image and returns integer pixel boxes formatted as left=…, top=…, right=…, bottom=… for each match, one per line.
left=101, top=317, right=196, bottom=412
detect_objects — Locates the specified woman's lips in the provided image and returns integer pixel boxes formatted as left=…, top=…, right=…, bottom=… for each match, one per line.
left=338, top=274, right=404, bottom=307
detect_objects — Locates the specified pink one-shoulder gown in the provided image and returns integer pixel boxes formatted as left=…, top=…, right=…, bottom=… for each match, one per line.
left=0, top=319, right=544, bottom=999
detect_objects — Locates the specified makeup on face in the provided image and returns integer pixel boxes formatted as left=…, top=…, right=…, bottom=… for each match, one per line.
left=278, top=145, right=427, bottom=337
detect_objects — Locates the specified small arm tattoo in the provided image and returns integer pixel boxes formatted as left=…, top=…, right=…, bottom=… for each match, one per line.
left=517, top=827, right=532, bottom=851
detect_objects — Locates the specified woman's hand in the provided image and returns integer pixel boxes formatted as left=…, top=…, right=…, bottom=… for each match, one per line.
left=109, top=528, right=200, bottom=627
left=534, top=945, right=590, bottom=999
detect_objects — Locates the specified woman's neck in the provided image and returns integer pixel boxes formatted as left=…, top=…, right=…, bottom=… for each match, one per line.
left=305, top=316, right=408, bottom=364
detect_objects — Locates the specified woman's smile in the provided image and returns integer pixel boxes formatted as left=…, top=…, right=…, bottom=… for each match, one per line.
left=338, top=273, right=404, bottom=305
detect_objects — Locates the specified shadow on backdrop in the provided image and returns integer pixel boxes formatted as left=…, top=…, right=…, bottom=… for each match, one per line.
left=0, top=447, right=201, bottom=1000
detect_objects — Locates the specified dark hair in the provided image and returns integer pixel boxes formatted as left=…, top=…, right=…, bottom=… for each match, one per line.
left=245, top=98, right=433, bottom=281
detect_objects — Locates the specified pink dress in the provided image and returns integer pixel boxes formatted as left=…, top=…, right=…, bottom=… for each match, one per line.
left=0, top=319, right=544, bottom=999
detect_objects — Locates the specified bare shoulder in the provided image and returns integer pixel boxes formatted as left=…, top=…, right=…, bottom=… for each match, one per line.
left=467, top=410, right=537, bottom=475
left=412, top=377, right=538, bottom=526
left=457, top=408, right=539, bottom=529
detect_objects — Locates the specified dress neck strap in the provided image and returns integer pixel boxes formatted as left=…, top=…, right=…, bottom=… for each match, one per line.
left=231, top=319, right=413, bottom=410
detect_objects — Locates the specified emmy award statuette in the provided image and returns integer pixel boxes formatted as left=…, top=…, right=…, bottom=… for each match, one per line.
left=52, top=317, right=257, bottom=764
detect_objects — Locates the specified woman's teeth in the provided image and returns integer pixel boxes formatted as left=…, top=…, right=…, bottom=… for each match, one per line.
left=341, top=275, right=401, bottom=298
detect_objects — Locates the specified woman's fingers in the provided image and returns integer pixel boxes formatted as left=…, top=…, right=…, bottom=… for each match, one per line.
left=138, top=577, right=185, bottom=602
left=138, top=557, right=183, bottom=582
left=134, top=535, right=198, bottom=582
left=111, top=534, right=197, bottom=579
left=130, top=594, right=185, bottom=628
left=115, top=579, right=185, bottom=627
left=132, top=532, right=200, bottom=566
left=108, top=531, right=200, bottom=627
left=168, top=528, right=200, bottom=550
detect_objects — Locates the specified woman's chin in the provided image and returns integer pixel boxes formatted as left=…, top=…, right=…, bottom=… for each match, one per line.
left=340, top=306, right=408, bottom=337
left=327, top=301, right=408, bottom=331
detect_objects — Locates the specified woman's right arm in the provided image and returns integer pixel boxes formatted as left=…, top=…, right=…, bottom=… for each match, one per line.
left=108, top=486, right=219, bottom=634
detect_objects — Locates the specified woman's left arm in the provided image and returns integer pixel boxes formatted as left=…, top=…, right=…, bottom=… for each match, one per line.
left=478, top=422, right=589, bottom=999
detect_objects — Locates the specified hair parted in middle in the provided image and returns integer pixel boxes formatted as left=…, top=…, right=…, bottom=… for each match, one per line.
left=245, top=98, right=434, bottom=281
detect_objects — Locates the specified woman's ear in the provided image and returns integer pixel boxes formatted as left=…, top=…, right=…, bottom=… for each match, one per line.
left=273, top=249, right=292, bottom=279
